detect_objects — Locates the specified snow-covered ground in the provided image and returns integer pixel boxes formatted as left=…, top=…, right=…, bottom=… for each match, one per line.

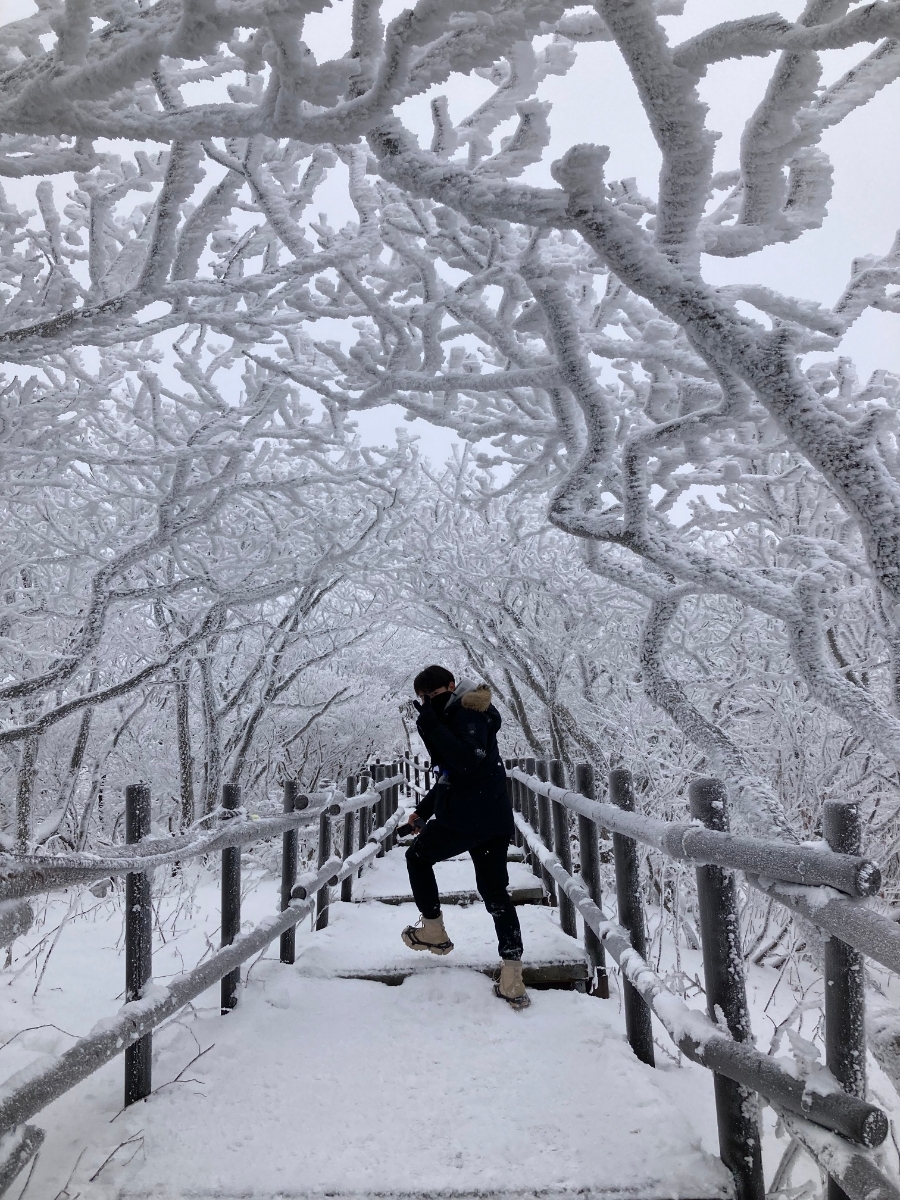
left=0, top=848, right=898, bottom=1199
left=299, top=898, right=585, bottom=982
left=88, top=964, right=731, bottom=1200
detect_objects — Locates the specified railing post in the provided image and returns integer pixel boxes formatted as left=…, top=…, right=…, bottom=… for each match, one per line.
left=549, top=760, right=577, bottom=937
left=576, top=763, right=609, bottom=998
left=124, top=782, right=152, bottom=1106
left=386, top=762, right=399, bottom=853
left=535, top=760, right=558, bottom=905
left=220, top=782, right=241, bottom=1013
left=341, top=775, right=357, bottom=902
left=382, top=763, right=391, bottom=852
left=413, top=754, right=420, bottom=802
left=374, top=763, right=386, bottom=857
left=524, top=757, right=542, bottom=882
left=316, top=802, right=333, bottom=931
left=279, top=781, right=299, bottom=965
left=609, top=768, right=655, bottom=1067
left=824, top=799, right=866, bottom=1200
left=505, top=760, right=521, bottom=849
left=512, top=759, right=526, bottom=849
left=689, top=778, right=764, bottom=1200
left=357, top=772, right=370, bottom=877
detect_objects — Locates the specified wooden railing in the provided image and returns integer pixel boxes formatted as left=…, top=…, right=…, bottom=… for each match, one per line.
left=504, top=756, right=897, bottom=1200
left=1, top=747, right=896, bottom=1200
left=0, top=767, right=404, bottom=1195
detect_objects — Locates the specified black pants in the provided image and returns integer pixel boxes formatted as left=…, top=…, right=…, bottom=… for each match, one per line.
left=405, top=821, right=524, bottom=961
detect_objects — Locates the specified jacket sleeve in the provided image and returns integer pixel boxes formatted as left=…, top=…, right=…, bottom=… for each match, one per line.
left=415, top=784, right=438, bottom=822
left=419, top=711, right=494, bottom=779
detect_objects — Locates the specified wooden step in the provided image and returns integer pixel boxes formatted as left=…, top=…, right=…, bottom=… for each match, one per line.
left=353, top=884, right=546, bottom=906
left=330, top=959, right=589, bottom=989
left=107, top=954, right=732, bottom=1200
left=294, top=900, right=590, bottom=994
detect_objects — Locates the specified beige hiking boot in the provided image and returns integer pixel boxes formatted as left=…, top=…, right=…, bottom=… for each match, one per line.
left=401, top=913, right=454, bottom=955
left=494, top=959, right=530, bottom=1009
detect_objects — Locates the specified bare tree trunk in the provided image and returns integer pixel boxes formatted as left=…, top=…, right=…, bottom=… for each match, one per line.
left=15, top=735, right=38, bottom=852
left=75, top=693, right=151, bottom=849
left=67, top=705, right=94, bottom=781
left=548, top=707, right=567, bottom=766
left=640, top=596, right=794, bottom=838
left=199, top=651, right=221, bottom=816
left=45, top=685, right=99, bottom=847
left=502, top=670, right=545, bottom=755
left=174, top=664, right=195, bottom=828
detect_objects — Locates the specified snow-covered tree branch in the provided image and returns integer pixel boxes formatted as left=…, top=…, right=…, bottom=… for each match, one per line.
left=0, top=0, right=897, bottom=839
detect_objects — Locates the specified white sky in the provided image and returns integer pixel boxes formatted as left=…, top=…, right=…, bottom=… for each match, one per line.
left=1, top=0, right=897, bottom=463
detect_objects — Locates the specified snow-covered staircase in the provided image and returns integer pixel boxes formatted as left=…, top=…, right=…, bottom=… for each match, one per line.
left=86, top=843, right=731, bottom=1200
left=3, top=762, right=892, bottom=1200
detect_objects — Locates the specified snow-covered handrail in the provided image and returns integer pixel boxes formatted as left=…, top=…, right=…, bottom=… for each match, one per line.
left=331, top=806, right=408, bottom=889
left=404, top=778, right=431, bottom=797
left=289, top=855, right=344, bottom=901
left=746, top=873, right=900, bottom=978
left=514, top=812, right=892, bottom=1174
left=0, top=788, right=407, bottom=1148
left=370, top=772, right=405, bottom=795
left=332, top=782, right=394, bottom=818
left=400, top=753, right=433, bottom=798
left=511, top=763, right=895, bottom=1200
left=0, top=891, right=322, bottom=1142
left=291, top=804, right=407, bottom=900
left=0, top=799, right=343, bottom=904
left=508, top=767, right=880, bottom=898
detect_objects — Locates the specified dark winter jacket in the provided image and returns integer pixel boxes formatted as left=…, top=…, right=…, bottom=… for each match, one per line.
left=414, top=682, right=513, bottom=842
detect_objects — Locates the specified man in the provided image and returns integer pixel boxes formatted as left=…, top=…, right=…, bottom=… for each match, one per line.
left=401, top=665, right=529, bottom=1009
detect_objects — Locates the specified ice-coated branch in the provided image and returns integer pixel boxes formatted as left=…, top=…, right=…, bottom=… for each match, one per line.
left=787, top=574, right=900, bottom=768
left=0, top=0, right=897, bottom=863
left=521, top=259, right=603, bottom=456
left=673, top=5, right=900, bottom=73
left=639, top=596, right=795, bottom=836
left=594, top=0, right=717, bottom=268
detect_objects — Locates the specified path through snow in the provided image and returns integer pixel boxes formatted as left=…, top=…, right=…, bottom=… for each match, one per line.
left=91, top=954, right=730, bottom=1199
left=0, top=846, right=828, bottom=1200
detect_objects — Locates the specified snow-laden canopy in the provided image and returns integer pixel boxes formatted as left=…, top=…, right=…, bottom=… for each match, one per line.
left=0, top=0, right=897, bottom=850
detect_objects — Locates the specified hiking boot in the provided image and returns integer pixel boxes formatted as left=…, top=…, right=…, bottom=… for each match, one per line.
left=494, top=959, right=530, bottom=1009
left=401, top=913, right=454, bottom=955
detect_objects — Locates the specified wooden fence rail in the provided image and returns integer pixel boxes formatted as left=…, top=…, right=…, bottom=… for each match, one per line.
left=2, top=747, right=897, bottom=1200
left=0, top=776, right=404, bottom=908
left=504, top=757, right=898, bottom=1200
left=506, top=766, right=880, bottom=897
left=0, top=796, right=336, bottom=903
left=0, top=771, right=406, bottom=1195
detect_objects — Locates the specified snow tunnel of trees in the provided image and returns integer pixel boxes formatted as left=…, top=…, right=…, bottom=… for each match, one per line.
left=0, top=0, right=899, bottom=1029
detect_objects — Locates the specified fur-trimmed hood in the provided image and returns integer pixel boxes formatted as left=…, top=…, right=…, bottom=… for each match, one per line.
left=454, top=679, right=493, bottom=713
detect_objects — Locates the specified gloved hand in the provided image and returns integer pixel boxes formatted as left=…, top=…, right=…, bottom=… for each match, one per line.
left=414, top=695, right=438, bottom=729
left=397, top=813, right=426, bottom=838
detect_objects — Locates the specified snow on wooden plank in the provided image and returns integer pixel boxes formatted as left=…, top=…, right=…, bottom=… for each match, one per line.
left=358, top=888, right=546, bottom=908
left=98, top=968, right=731, bottom=1200
left=291, top=901, right=586, bottom=984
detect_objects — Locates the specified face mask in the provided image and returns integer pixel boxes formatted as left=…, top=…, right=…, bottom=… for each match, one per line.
left=429, top=691, right=453, bottom=716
